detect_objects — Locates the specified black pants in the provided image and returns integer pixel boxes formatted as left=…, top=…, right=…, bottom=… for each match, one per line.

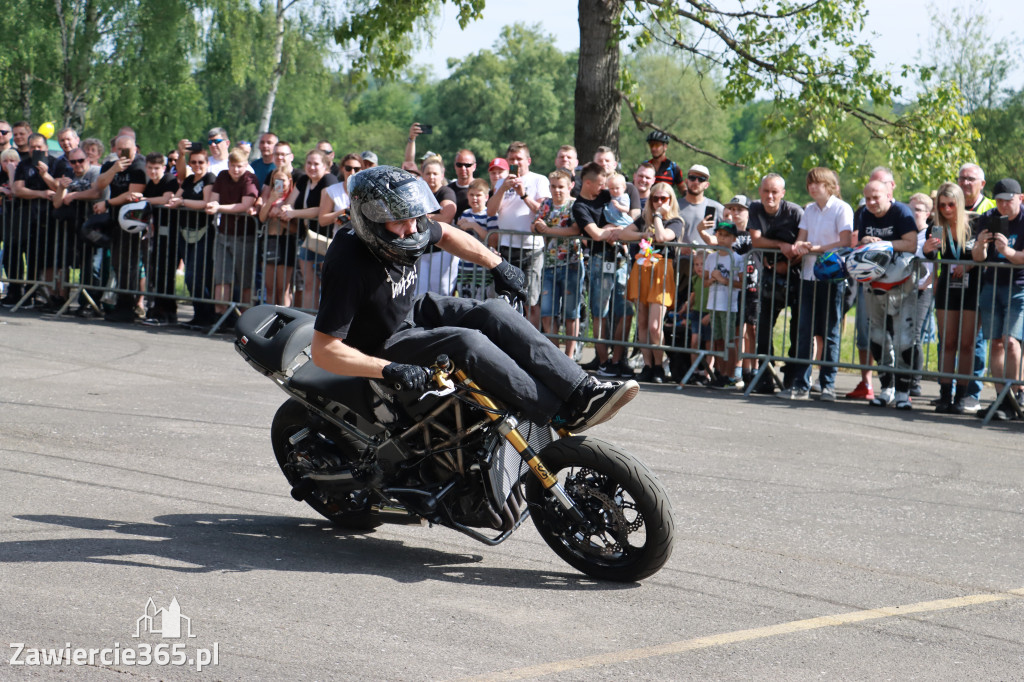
left=381, top=294, right=586, bottom=423
left=756, top=271, right=801, bottom=384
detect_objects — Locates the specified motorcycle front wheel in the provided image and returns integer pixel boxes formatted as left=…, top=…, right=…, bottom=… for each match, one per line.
left=525, top=436, right=674, bottom=582
left=271, top=398, right=381, bottom=530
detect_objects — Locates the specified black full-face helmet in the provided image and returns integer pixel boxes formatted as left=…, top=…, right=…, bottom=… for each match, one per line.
left=646, top=130, right=670, bottom=144
left=348, top=165, right=440, bottom=266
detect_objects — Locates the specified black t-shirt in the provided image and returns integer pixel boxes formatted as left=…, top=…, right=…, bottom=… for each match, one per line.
left=176, top=172, right=216, bottom=233
left=573, top=190, right=614, bottom=259
left=447, top=179, right=471, bottom=217
left=856, top=201, right=916, bottom=243
left=100, top=155, right=147, bottom=200
left=144, top=174, right=179, bottom=228
left=295, top=173, right=339, bottom=237
left=13, top=155, right=59, bottom=212
left=631, top=215, right=681, bottom=260
left=433, top=184, right=456, bottom=209
left=748, top=200, right=804, bottom=274
left=314, top=225, right=444, bottom=354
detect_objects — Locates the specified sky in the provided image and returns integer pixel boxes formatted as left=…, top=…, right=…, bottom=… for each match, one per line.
left=411, top=0, right=1019, bottom=90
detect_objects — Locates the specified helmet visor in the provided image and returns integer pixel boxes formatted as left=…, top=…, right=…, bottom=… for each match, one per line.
left=360, top=175, right=440, bottom=224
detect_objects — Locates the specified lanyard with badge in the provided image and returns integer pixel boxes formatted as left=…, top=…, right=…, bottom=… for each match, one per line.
left=944, top=226, right=968, bottom=289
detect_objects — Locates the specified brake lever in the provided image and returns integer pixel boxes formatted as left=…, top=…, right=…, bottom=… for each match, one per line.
left=418, top=383, right=457, bottom=401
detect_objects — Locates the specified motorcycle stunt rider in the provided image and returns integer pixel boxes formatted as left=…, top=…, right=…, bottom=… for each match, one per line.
left=311, top=166, right=639, bottom=432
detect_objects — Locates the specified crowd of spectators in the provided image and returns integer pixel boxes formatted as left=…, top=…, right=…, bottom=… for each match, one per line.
left=1, top=117, right=1022, bottom=420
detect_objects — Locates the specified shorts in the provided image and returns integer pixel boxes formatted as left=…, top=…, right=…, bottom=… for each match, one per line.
left=213, top=232, right=258, bottom=288
left=709, top=309, right=737, bottom=344
left=589, top=253, right=632, bottom=320
left=687, top=310, right=711, bottom=345
left=626, top=255, right=675, bottom=307
left=297, top=245, right=326, bottom=264
left=499, top=245, right=543, bottom=307
left=540, top=263, right=584, bottom=319
left=979, top=283, right=1024, bottom=341
left=264, top=233, right=297, bottom=268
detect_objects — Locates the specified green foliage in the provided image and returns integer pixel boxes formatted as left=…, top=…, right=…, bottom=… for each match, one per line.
left=619, top=0, right=977, bottom=193
left=417, top=23, right=576, bottom=173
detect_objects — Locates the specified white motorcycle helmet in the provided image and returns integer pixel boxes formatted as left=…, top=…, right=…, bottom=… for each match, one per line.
left=119, top=201, right=152, bottom=234
left=845, top=242, right=893, bottom=283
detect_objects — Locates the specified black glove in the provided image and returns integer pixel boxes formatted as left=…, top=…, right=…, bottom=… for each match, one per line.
left=490, top=259, right=527, bottom=305
left=382, top=362, right=431, bottom=393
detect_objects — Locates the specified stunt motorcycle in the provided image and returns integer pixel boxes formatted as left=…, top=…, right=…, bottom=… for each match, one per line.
left=236, top=304, right=675, bottom=581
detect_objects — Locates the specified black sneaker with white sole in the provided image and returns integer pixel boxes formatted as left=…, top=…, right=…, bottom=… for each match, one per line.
left=552, top=377, right=640, bottom=433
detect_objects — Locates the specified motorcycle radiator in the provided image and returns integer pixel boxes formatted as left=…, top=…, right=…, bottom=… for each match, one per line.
left=490, top=419, right=554, bottom=507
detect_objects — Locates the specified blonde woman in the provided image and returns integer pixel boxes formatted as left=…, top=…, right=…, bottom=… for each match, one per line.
left=259, top=168, right=299, bottom=306
left=611, top=182, right=680, bottom=383
left=922, top=182, right=978, bottom=413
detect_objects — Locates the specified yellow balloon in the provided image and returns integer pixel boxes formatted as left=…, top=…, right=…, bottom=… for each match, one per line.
left=39, top=121, right=55, bottom=138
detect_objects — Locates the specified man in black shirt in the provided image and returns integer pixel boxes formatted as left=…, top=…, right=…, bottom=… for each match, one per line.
left=90, top=134, right=148, bottom=322
left=748, top=173, right=807, bottom=393
left=312, top=166, right=638, bottom=433
left=447, top=149, right=477, bottom=217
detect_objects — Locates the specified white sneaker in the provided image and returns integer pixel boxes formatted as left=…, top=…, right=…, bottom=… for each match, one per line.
left=894, top=390, right=912, bottom=410
left=870, top=386, right=895, bottom=407
left=819, top=386, right=836, bottom=402
left=777, top=387, right=810, bottom=400
left=960, top=396, right=982, bottom=414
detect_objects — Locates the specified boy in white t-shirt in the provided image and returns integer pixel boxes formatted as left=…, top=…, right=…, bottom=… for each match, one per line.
left=703, top=221, right=744, bottom=389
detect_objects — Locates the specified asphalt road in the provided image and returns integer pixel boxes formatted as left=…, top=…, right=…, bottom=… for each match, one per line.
left=2, top=310, right=1022, bottom=681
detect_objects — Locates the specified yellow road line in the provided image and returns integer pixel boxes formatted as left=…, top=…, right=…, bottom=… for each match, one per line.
left=459, top=587, right=1024, bottom=681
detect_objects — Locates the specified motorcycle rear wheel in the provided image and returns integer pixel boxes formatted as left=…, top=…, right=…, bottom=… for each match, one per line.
left=525, top=436, right=674, bottom=582
left=271, top=398, right=382, bottom=530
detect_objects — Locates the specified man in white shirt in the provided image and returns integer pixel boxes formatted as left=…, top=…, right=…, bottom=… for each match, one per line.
left=486, top=141, right=551, bottom=327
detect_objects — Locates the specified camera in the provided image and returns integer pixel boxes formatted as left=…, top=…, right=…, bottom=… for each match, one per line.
left=190, top=141, right=204, bottom=153
left=419, top=124, right=433, bottom=135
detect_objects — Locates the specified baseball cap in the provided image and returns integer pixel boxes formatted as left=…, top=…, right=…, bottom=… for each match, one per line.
left=992, top=178, right=1021, bottom=200
left=688, top=164, right=710, bottom=179
left=714, top=221, right=738, bottom=236
left=724, top=194, right=750, bottom=209
left=488, top=158, right=510, bottom=172
left=361, top=151, right=378, bottom=164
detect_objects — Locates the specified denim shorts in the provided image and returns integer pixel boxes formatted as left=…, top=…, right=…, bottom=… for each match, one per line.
left=979, top=283, right=1024, bottom=340
left=540, top=263, right=584, bottom=319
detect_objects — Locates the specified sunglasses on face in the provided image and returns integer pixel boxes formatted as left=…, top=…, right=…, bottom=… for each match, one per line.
left=687, top=174, right=708, bottom=182
left=69, top=158, right=87, bottom=164
left=321, top=149, right=334, bottom=155
left=208, top=138, right=225, bottom=145
left=455, top=162, right=475, bottom=168
left=651, top=195, right=671, bottom=203
left=0, top=129, right=10, bottom=135
left=343, top=165, right=361, bottom=172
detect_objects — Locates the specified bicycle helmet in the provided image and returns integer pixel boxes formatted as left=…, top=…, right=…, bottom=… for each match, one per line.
left=813, top=247, right=852, bottom=281
left=118, top=201, right=152, bottom=234
left=348, top=166, right=440, bottom=266
left=646, top=130, right=670, bottom=144
left=845, top=242, right=893, bottom=283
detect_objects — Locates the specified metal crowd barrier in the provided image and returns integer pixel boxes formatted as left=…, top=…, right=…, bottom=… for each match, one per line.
left=3, top=206, right=1022, bottom=421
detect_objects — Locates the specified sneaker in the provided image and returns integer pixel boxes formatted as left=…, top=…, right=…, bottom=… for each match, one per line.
left=742, top=370, right=755, bottom=387
left=685, top=373, right=710, bottom=387
left=777, top=387, right=810, bottom=400
left=104, top=308, right=138, bottom=323
left=934, top=398, right=953, bottom=414
left=554, top=378, right=640, bottom=433
left=909, top=382, right=923, bottom=397
left=819, top=386, right=836, bottom=402
left=579, top=357, right=600, bottom=371
left=596, top=362, right=619, bottom=378
left=870, top=386, right=895, bottom=407
left=711, top=375, right=742, bottom=390
left=616, top=360, right=635, bottom=379
left=732, top=374, right=745, bottom=390
left=140, top=315, right=169, bottom=327
left=845, top=381, right=875, bottom=401
left=894, top=390, right=912, bottom=410
left=960, top=396, right=983, bottom=414
left=751, top=376, right=775, bottom=395
left=651, top=365, right=666, bottom=384
left=975, top=401, right=1017, bottom=421
left=636, top=365, right=654, bottom=382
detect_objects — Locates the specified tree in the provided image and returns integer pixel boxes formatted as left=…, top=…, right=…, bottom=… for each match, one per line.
left=334, top=0, right=976, bottom=189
